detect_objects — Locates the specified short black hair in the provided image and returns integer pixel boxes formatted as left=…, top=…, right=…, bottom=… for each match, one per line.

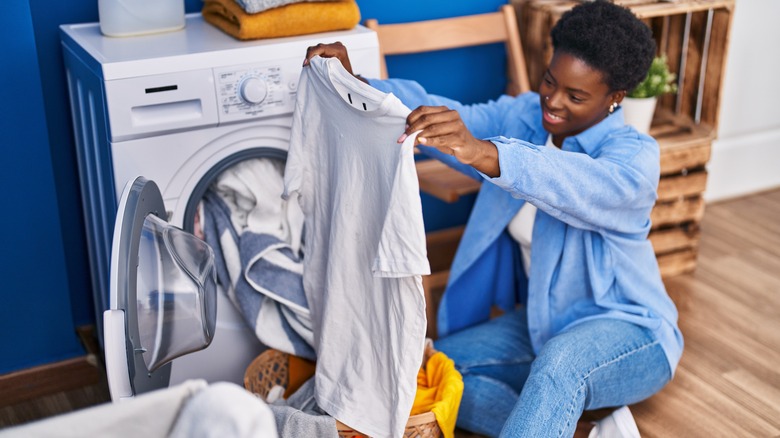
left=550, top=0, right=655, bottom=92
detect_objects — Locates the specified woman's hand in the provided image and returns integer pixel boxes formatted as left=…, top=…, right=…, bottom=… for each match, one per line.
left=399, top=106, right=500, bottom=177
left=303, top=42, right=367, bottom=83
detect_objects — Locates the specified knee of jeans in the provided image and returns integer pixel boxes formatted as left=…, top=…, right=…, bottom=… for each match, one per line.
left=529, top=336, right=581, bottom=382
left=433, top=337, right=486, bottom=370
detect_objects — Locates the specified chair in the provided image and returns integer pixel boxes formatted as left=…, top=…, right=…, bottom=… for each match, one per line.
left=364, top=5, right=530, bottom=96
left=364, top=6, right=531, bottom=337
left=364, top=5, right=531, bottom=204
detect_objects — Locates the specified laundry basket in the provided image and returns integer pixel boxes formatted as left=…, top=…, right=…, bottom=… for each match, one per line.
left=244, top=348, right=442, bottom=438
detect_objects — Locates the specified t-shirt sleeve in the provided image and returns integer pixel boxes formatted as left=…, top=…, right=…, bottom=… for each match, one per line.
left=372, top=132, right=431, bottom=278
left=282, top=94, right=306, bottom=201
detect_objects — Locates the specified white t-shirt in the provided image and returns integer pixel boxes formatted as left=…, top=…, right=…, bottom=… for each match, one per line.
left=507, top=135, right=555, bottom=275
left=283, top=56, right=430, bottom=438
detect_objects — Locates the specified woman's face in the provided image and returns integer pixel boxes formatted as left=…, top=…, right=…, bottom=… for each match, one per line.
left=538, top=52, right=624, bottom=146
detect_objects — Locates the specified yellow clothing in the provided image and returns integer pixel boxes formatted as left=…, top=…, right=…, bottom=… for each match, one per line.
left=285, top=354, right=316, bottom=399
left=410, top=351, right=464, bottom=438
left=202, top=0, right=360, bottom=40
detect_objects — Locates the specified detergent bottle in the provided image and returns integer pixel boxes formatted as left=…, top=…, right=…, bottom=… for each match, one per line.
left=98, top=0, right=185, bottom=37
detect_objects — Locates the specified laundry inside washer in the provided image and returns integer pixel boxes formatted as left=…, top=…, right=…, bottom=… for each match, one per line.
left=196, top=157, right=315, bottom=360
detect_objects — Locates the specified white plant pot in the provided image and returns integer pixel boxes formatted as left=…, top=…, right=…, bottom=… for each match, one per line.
left=621, top=97, right=657, bottom=134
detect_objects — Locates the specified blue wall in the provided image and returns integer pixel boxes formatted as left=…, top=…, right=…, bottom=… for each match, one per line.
left=1, top=0, right=509, bottom=373
left=0, top=1, right=86, bottom=373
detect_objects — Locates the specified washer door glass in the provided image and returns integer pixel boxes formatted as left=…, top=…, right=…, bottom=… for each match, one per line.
left=137, top=213, right=217, bottom=372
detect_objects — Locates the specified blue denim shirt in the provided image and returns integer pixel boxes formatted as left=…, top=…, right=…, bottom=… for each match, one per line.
left=369, top=79, right=683, bottom=374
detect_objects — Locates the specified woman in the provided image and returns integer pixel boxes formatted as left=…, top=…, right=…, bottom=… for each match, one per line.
left=304, top=1, right=682, bottom=436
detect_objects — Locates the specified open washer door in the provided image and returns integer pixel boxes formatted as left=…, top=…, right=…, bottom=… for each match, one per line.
left=104, top=176, right=217, bottom=401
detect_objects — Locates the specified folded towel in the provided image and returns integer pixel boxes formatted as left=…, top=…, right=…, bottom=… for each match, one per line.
left=235, top=0, right=330, bottom=15
left=202, top=0, right=360, bottom=40
left=202, top=192, right=315, bottom=360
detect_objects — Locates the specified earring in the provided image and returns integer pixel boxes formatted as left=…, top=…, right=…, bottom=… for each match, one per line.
left=545, top=95, right=550, bottom=101
left=609, top=102, right=618, bottom=114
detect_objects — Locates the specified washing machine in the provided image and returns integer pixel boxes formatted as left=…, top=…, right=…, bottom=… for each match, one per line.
left=61, top=14, right=380, bottom=400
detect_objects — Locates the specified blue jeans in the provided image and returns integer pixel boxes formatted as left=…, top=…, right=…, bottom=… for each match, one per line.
left=434, top=309, right=671, bottom=437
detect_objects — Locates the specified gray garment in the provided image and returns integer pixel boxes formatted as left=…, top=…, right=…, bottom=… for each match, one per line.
left=269, top=378, right=338, bottom=438
left=234, top=0, right=331, bottom=14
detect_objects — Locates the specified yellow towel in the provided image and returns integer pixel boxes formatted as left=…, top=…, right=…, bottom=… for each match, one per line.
left=202, top=0, right=360, bottom=40
left=410, top=351, right=464, bottom=438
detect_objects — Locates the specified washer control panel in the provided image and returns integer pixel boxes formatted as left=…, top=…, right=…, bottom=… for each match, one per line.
left=214, top=60, right=299, bottom=123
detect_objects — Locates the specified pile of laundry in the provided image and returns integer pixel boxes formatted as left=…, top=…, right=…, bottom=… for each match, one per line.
left=258, top=341, right=464, bottom=438
left=200, top=157, right=315, bottom=360
left=202, top=0, right=360, bottom=40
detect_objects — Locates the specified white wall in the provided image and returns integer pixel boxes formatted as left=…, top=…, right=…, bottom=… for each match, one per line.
left=705, top=0, right=780, bottom=201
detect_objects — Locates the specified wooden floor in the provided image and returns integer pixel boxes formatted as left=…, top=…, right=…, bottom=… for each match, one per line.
left=631, top=188, right=780, bottom=437
left=2, top=189, right=779, bottom=436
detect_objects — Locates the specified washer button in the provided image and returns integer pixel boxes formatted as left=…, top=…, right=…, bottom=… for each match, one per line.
left=239, top=77, right=268, bottom=104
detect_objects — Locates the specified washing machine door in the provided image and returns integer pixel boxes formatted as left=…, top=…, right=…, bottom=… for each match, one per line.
left=104, top=176, right=217, bottom=401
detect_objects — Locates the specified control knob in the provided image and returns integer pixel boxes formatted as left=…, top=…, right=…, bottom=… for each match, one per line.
left=239, top=76, right=268, bottom=105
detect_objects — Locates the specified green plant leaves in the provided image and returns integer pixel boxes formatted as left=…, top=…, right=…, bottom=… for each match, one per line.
left=628, top=56, right=678, bottom=98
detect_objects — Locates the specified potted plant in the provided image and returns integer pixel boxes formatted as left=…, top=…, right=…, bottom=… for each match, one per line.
left=621, top=55, right=678, bottom=134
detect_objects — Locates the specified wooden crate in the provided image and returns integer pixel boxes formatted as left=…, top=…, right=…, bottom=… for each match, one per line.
left=513, top=0, right=735, bottom=277
left=515, top=0, right=735, bottom=127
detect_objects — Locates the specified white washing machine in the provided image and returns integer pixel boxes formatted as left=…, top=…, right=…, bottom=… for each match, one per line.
left=61, top=14, right=380, bottom=400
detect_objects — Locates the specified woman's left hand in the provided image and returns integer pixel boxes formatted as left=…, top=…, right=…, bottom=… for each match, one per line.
left=399, top=105, right=500, bottom=177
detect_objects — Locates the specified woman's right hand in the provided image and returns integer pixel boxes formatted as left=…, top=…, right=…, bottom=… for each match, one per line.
left=402, top=105, right=501, bottom=177
left=303, top=42, right=356, bottom=76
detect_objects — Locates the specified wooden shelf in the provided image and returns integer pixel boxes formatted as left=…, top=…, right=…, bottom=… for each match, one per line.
left=652, top=109, right=715, bottom=173
left=649, top=224, right=701, bottom=254
left=648, top=110, right=715, bottom=276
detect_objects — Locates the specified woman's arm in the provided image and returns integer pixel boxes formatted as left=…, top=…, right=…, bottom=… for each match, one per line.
left=371, top=78, right=523, bottom=180
left=487, top=134, right=660, bottom=235
left=303, top=42, right=521, bottom=180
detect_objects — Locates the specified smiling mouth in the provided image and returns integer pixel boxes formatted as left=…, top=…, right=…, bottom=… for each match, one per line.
left=543, top=109, right=565, bottom=124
